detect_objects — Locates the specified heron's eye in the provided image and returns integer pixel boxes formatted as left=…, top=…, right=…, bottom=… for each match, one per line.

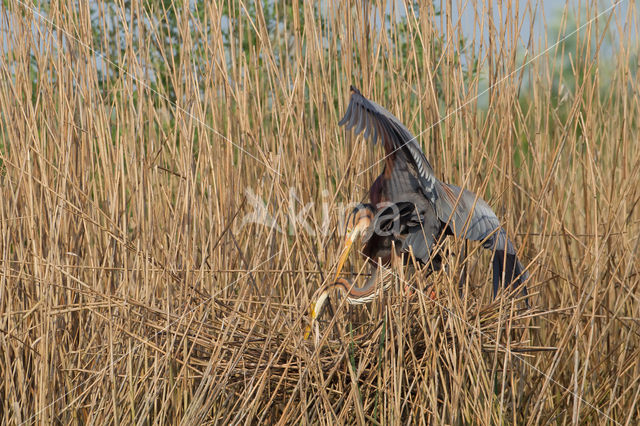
left=345, top=209, right=359, bottom=231
left=344, top=224, right=356, bottom=239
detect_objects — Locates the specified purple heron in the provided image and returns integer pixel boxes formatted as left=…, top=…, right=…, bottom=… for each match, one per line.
left=306, top=86, right=529, bottom=339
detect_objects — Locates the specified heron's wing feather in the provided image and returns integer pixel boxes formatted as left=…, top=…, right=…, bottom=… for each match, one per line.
left=368, top=200, right=441, bottom=263
left=402, top=210, right=441, bottom=261
left=438, top=182, right=529, bottom=295
left=339, top=86, right=439, bottom=203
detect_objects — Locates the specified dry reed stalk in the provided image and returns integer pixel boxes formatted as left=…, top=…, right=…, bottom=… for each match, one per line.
left=1, top=0, right=639, bottom=423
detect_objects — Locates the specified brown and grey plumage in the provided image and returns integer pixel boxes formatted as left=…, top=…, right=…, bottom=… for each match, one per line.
left=339, top=85, right=529, bottom=295
left=305, top=86, right=529, bottom=341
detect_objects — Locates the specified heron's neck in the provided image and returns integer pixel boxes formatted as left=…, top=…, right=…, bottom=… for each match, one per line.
left=333, top=270, right=391, bottom=305
left=369, top=175, right=385, bottom=205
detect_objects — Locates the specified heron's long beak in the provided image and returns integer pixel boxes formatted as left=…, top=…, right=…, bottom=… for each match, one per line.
left=304, top=226, right=362, bottom=340
left=334, top=229, right=358, bottom=281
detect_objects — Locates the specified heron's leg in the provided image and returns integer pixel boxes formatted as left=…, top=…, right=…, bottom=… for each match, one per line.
left=421, top=263, right=438, bottom=300
left=388, top=241, right=412, bottom=296
left=426, top=252, right=444, bottom=275
left=404, top=249, right=438, bottom=300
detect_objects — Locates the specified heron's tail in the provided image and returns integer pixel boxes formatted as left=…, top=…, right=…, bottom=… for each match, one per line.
left=492, top=250, right=529, bottom=306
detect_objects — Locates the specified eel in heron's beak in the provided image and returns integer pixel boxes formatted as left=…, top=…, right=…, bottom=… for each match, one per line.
left=304, top=221, right=367, bottom=341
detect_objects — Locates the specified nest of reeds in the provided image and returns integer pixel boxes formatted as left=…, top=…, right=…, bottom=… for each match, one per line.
left=125, top=271, right=547, bottom=423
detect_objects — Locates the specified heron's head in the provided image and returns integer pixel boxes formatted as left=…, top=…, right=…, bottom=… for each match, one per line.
left=303, top=204, right=374, bottom=341
left=344, top=204, right=375, bottom=235
left=337, top=204, right=374, bottom=278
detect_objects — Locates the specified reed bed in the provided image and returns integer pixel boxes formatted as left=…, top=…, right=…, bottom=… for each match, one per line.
left=1, top=0, right=639, bottom=423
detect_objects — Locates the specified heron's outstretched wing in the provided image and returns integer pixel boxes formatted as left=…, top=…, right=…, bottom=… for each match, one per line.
left=438, top=183, right=529, bottom=296
left=339, top=87, right=528, bottom=299
left=338, top=86, right=439, bottom=203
